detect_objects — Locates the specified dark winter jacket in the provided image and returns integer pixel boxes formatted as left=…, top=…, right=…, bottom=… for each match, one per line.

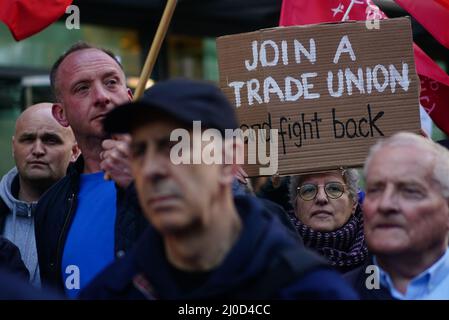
left=0, top=236, right=29, bottom=281
left=80, top=195, right=358, bottom=300
left=0, top=267, right=63, bottom=300
left=34, top=157, right=148, bottom=291
left=0, top=167, right=40, bottom=285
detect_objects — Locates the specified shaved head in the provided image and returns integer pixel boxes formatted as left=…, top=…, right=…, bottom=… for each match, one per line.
left=15, top=103, right=75, bottom=142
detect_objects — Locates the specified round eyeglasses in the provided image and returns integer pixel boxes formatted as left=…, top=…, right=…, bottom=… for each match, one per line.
left=297, top=182, right=346, bottom=201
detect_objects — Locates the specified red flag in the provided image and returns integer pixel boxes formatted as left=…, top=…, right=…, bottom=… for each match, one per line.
left=280, top=0, right=449, bottom=136
left=0, top=0, right=73, bottom=41
left=280, top=0, right=386, bottom=25
left=395, top=0, right=449, bottom=49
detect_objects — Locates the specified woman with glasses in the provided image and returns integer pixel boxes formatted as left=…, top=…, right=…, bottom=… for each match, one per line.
left=289, top=169, right=368, bottom=273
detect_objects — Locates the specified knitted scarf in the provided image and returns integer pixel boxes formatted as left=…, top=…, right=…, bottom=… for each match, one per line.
left=290, top=206, right=368, bottom=273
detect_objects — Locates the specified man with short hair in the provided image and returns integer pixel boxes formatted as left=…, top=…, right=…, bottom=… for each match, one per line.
left=80, top=78, right=357, bottom=299
left=34, top=42, right=147, bottom=296
left=345, top=132, right=449, bottom=299
left=0, top=103, right=79, bottom=286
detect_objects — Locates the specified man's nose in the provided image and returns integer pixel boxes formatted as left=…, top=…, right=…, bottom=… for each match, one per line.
left=92, top=83, right=111, bottom=107
left=32, top=140, right=45, bottom=157
left=141, top=151, right=169, bottom=183
left=377, top=185, right=399, bottom=214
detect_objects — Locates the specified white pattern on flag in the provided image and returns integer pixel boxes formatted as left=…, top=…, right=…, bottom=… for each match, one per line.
left=341, top=0, right=365, bottom=21
left=331, top=3, right=345, bottom=17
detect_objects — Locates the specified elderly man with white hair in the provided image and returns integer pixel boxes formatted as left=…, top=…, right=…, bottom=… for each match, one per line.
left=345, top=131, right=449, bottom=299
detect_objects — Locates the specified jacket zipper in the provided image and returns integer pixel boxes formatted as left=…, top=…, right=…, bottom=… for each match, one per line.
left=55, top=191, right=77, bottom=287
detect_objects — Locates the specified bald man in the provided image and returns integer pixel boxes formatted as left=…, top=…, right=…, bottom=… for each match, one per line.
left=0, top=103, right=79, bottom=286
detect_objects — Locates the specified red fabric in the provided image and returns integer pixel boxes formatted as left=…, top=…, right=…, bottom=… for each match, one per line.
left=280, top=0, right=449, bottom=136
left=0, top=0, right=73, bottom=41
left=280, top=0, right=386, bottom=25
left=395, top=0, right=449, bottom=49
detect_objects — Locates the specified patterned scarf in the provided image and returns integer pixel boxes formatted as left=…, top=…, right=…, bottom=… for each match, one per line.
left=290, top=206, right=368, bottom=273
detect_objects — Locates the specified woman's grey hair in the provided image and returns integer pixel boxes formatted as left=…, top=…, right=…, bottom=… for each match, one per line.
left=364, top=132, right=449, bottom=199
left=289, top=169, right=360, bottom=211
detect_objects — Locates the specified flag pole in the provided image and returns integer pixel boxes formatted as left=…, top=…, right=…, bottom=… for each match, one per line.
left=133, top=0, right=178, bottom=100
left=104, top=0, right=177, bottom=182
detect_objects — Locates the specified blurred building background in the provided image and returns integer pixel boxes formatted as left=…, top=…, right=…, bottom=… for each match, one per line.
left=0, top=0, right=447, bottom=174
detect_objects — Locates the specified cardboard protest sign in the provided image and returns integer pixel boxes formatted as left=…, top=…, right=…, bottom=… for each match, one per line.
left=216, top=17, right=420, bottom=176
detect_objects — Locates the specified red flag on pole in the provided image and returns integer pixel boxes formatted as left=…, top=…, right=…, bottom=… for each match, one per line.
left=280, top=0, right=386, bottom=25
left=280, top=0, right=449, bottom=136
left=394, top=0, right=449, bottom=49
left=0, top=0, right=73, bottom=41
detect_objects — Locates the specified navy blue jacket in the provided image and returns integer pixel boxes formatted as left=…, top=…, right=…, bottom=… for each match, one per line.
left=34, top=157, right=148, bottom=292
left=80, top=195, right=358, bottom=300
left=0, top=237, right=29, bottom=281
left=0, top=267, right=62, bottom=300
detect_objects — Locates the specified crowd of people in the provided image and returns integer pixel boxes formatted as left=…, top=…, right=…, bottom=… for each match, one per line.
left=1, top=41, right=449, bottom=300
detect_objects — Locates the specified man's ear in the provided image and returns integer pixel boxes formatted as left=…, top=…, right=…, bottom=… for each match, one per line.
left=52, top=103, right=69, bottom=127
left=219, top=138, right=244, bottom=185
left=11, top=136, right=15, bottom=159
left=127, top=88, right=133, bottom=101
left=70, top=143, right=81, bottom=162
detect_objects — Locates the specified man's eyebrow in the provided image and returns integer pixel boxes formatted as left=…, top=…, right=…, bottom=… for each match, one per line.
left=397, top=180, right=427, bottom=189
left=157, top=134, right=175, bottom=144
left=131, top=135, right=172, bottom=149
left=41, top=132, right=64, bottom=141
left=103, top=71, right=121, bottom=79
left=70, top=69, right=123, bottom=89
left=70, top=78, right=90, bottom=91
left=367, top=179, right=426, bottom=187
left=18, top=132, right=36, bottom=140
